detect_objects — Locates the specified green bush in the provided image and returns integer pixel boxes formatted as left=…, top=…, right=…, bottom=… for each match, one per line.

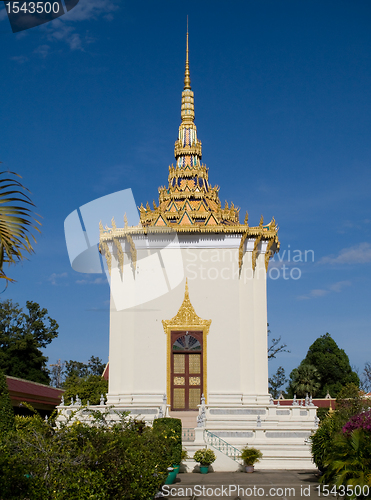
left=153, top=417, right=182, bottom=465
left=321, top=429, right=371, bottom=498
left=311, top=384, right=371, bottom=496
left=0, top=409, right=171, bottom=499
left=311, top=412, right=340, bottom=471
left=193, top=448, right=216, bottom=466
left=63, top=374, right=108, bottom=406
left=0, top=369, right=14, bottom=437
left=240, top=446, right=263, bottom=465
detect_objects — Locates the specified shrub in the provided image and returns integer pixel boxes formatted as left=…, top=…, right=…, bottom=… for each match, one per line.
left=311, top=412, right=339, bottom=471
left=311, top=385, right=371, bottom=496
left=0, top=408, right=171, bottom=499
left=240, top=446, right=263, bottom=465
left=343, top=409, right=371, bottom=435
left=193, top=448, right=216, bottom=466
left=153, top=417, right=182, bottom=465
left=320, top=428, right=371, bottom=498
left=0, top=369, right=14, bottom=437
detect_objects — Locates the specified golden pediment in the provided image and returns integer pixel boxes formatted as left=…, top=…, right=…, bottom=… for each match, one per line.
left=162, top=279, right=211, bottom=332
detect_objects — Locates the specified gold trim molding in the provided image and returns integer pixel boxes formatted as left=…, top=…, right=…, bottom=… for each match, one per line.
left=162, top=279, right=211, bottom=406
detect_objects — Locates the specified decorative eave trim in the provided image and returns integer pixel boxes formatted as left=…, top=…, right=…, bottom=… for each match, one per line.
left=100, top=223, right=279, bottom=241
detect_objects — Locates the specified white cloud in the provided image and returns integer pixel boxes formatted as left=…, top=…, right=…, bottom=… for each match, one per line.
left=10, top=55, right=29, bottom=64
left=298, top=280, right=351, bottom=300
left=62, top=0, right=119, bottom=22
left=34, top=45, right=51, bottom=58
left=48, top=272, right=68, bottom=285
left=42, top=0, right=119, bottom=52
left=76, top=276, right=107, bottom=285
left=329, top=280, right=352, bottom=293
left=320, top=243, right=371, bottom=265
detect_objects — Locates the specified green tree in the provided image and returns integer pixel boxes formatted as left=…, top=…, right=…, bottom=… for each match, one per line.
left=361, top=362, right=371, bottom=392
left=63, top=374, right=108, bottom=406
left=0, top=369, right=14, bottom=436
left=288, top=363, right=321, bottom=398
left=0, top=171, right=40, bottom=283
left=0, top=300, right=59, bottom=384
left=268, top=366, right=287, bottom=398
left=301, top=333, right=359, bottom=398
left=64, top=355, right=105, bottom=380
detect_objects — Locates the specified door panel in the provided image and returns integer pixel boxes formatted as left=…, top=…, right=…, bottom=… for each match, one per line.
left=171, top=331, right=203, bottom=411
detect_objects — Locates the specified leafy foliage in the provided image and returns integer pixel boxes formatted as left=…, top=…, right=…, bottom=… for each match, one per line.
left=64, top=356, right=105, bottom=379
left=343, top=409, right=371, bottom=435
left=334, top=383, right=369, bottom=428
left=301, top=333, right=359, bottom=398
left=288, top=363, right=321, bottom=398
left=268, top=366, right=287, bottom=398
left=311, top=411, right=340, bottom=472
left=311, top=382, right=371, bottom=491
left=240, top=446, right=263, bottom=465
left=320, top=429, right=371, bottom=498
left=0, top=171, right=41, bottom=283
left=61, top=356, right=108, bottom=405
left=193, top=448, right=216, bottom=466
left=0, top=300, right=59, bottom=384
left=153, top=417, right=182, bottom=465
left=0, top=409, right=171, bottom=499
left=63, top=374, right=108, bottom=406
left=0, top=369, right=14, bottom=436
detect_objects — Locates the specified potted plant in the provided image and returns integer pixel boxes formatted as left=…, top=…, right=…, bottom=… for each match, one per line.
left=193, top=448, right=216, bottom=474
left=181, top=449, right=188, bottom=462
left=240, top=446, right=263, bottom=472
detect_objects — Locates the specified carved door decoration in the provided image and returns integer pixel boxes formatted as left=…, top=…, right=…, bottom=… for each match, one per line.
left=171, top=331, right=203, bottom=411
left=162, top=279, right=211, bottom=409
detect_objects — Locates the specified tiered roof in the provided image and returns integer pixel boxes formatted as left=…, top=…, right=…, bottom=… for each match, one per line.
left=99, top=32, right=280, bottom=272
left=139, top=30, right=240, bottom=229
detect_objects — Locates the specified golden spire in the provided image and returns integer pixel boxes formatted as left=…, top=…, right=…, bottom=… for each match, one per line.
left=184, top=20, right=191, bottom=90
left=180, top=25, right=195, bottom=124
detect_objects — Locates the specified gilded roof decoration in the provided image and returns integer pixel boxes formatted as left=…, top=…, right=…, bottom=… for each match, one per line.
left=162, top=279, right=211, bottom=331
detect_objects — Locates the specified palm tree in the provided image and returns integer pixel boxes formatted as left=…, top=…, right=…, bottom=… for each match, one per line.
left=289, top=364, right=321, bottom=398
left=0, top=171, right=41, bottom=283
left=322, top=429, right=371, bottom=496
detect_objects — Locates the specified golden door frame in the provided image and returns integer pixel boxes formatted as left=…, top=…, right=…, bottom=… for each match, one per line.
left=162, top=279, right=211, bottom=407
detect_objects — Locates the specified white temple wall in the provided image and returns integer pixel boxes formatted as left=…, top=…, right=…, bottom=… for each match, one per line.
left=107, top=237, right=270, bottom=407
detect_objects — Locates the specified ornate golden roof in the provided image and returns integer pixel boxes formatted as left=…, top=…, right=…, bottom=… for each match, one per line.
left=99, top=31, right=280, bottom=272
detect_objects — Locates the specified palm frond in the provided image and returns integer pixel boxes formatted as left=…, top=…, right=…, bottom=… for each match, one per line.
left=0, top=171, right=41, bottom=282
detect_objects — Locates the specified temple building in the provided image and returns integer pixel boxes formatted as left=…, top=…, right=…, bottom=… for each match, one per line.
left=61, top=32, right=317, bottom=470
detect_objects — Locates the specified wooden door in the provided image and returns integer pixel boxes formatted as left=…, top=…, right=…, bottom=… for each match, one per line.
left=171, top=331, right=203, bottom=411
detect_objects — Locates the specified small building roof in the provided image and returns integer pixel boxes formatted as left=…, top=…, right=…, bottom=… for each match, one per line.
left=6, top=375, right=64, bottom=412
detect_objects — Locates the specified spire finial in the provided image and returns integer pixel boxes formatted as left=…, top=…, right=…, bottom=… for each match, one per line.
left=184, top=18, right=191, bottom=90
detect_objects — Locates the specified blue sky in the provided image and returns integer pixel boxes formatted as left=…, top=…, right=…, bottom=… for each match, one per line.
left=0, top=0, right=370, bottom=384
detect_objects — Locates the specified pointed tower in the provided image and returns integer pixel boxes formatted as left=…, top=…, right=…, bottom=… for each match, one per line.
left=140, top=30, right=240, bottom=229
